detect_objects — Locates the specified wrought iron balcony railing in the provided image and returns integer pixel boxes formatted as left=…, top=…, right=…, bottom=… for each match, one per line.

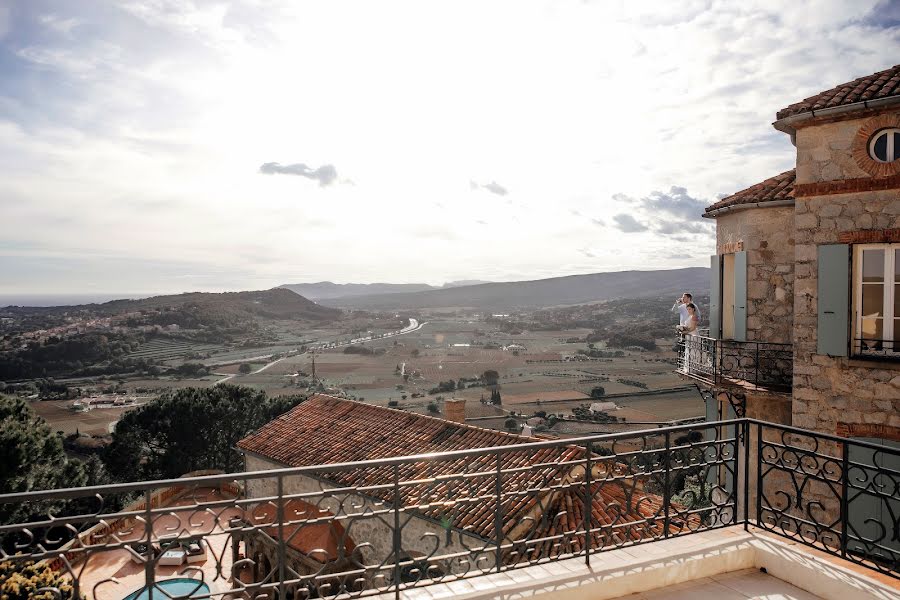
left=676, top=334, right=793, bottom=391
left=0, top=419, right=896, bottom=599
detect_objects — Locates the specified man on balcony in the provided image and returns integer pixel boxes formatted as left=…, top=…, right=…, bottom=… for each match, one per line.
left=672, top=293, right=701, bottom=331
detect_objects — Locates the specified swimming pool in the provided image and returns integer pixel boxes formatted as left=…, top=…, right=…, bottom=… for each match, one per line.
left=122, top=578, right=210, bottom=600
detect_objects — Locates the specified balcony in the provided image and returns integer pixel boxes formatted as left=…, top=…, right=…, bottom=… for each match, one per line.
left=0, top=420, right=896, bottom=599
left=676, top=334, right=793, bottom=392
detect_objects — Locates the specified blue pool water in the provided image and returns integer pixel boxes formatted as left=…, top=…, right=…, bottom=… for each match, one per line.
left=123, top=578, right=210, bottom=600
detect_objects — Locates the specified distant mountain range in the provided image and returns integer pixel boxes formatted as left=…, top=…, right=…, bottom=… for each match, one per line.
left=3, top=288, right=341, bottom=321
left=280, top=280, right=493, bottom=300
left=310, top=268, right=710, bottom=310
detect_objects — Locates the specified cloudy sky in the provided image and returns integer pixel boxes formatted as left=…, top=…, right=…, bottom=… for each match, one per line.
left=1, top=0, right=898, bottom=295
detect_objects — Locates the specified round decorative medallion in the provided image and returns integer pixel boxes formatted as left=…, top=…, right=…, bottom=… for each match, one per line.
left=852, top=113, right=900, bottom=177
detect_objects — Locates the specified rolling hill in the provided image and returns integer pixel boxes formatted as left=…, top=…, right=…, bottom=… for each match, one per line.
left=317, top=268, right=710, bottom=310
left=3, top=288, right=341, bottom=322
left=280, top=280, right=493, bottom=300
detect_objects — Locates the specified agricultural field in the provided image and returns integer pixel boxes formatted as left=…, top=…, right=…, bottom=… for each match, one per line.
left=29, top=311, right=702, bottom=438
left=126, top=338, right=226, bottom=361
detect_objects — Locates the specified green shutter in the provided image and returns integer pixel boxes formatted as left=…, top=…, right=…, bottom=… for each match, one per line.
left=818, top=244, right=850, bottom=357
left=734, top=251, right=747, bottom=342
left=709, top=255, right=722, bottom=339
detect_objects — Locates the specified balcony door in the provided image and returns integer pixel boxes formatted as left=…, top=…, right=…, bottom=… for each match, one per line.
left=710, top=252, right=747, bottom=341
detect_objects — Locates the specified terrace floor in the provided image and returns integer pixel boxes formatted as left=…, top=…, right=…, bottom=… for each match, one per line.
left=620, top=569, right=822, bottom=599
left=78, top=487, right=240, bottom=600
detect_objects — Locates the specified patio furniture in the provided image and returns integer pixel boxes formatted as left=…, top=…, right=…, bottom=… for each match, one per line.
left=128, top=542, right=158, bottom=564
left=158, top=549, right=186, bottom=566
left=183, top=540, right=207, bottom=564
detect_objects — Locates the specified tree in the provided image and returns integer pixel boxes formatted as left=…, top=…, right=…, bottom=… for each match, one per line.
left=490, top=389, right=502, bottom=405
left=410, top=349, right=420, bottom=357
left=0, top=396, right=87, bottom=525
left=103, top=386, right=305, bottom=481
left=482, top=370, right=500, bottom=386
left=238, top=363, right=252, bottom=374
left=504, top=418, right=519, bottom=432
left=427, top=401, right=439, bottom=414
left=590, top=386, right=606, bottom=398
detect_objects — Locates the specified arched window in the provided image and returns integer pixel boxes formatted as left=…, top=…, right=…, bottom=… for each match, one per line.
left=869, top=128, right=900, bottom=163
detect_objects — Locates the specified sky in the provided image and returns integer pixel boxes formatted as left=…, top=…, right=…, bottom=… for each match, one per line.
left=0, top=0, right=898, bottom=295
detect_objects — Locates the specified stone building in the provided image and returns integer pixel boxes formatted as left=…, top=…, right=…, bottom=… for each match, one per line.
left=236, top=394, right=687, bottom=595
left=683, top=64, right=900, bottom=555
left=690, top=63, right=900, bottom=435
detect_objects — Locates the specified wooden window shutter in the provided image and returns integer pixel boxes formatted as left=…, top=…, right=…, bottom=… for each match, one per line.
left=709, top=254, right=722, bottom=339
left=733, top=251, right=748, bottom=342
left=817, top=244, right=850, bottom=357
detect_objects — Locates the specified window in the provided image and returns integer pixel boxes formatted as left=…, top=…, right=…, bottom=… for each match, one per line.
left=853, top=244, right=900, bottom=356
left=869, top=128, right=900, bottom=163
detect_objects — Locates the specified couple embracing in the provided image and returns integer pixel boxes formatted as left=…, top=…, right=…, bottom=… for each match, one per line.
left=672, top=292, right=700, bottom=334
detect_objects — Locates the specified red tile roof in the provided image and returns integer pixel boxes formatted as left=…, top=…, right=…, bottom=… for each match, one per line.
left=239, top=394, right=690, bottom=555
left=776, top=64, right=900, bottom=120
left=704, top=169, right=795, bottom=215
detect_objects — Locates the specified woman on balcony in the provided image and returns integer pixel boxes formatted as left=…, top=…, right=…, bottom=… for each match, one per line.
left=680, top=303, right=700, bottom=372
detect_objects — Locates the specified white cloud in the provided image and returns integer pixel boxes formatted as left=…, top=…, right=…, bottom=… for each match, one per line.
left=0, top=0, right=896, bottom=293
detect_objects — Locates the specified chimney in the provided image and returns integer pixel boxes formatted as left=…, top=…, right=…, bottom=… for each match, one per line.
left=444, top=398, right=466, bottom=424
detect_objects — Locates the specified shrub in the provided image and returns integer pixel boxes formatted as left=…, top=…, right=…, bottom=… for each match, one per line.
left=0, top=560, right=81, bottom=600
left=388, top=400, right=399, bottom=407
left=427, top=401, right=439, bottom=414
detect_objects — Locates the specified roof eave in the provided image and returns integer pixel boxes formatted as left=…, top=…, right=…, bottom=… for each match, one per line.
left=703, top=198, right=795, bottom=219
left=772, top=95, right=900, bottom=141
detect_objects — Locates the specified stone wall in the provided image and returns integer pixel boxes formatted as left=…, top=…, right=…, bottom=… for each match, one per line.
left=716, top=206, right=795, bottom=344
left=795, top=110, right=900, bottom=184
left=795, top=117, right=872, bottom=183
left=791, top=190, right=900, bottom=437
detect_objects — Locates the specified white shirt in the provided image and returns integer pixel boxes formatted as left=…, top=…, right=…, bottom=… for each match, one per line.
left=672, top=301, right=701, bottom=326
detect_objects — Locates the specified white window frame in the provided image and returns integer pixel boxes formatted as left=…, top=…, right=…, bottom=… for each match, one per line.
left=869, top=128, right=900, bottom=163
left=852, top=243, right=899, bottom=356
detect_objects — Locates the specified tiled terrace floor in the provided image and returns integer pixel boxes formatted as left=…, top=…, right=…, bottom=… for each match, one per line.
left=78, top=487, right=240, bottom=600
left=621, top=568, right=822, bottom=599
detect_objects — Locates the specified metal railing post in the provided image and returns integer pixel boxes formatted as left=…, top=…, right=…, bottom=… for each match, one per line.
left=743, top=420, right=750, bottom=530
left=393, top=464, right=402, bottom=600
left=714, top=340, right=720, bottom=386
left=840, top=440, right=850, bottom=558
left=277, top=474, right=286, bottom=599
left=495, top=450, right=503, bottom=574
left=583, top=441, right=592, bottom=566
left=143, top=489, right=154, bottom=600
left=663, top=431, right=671, bottom=538
left=755, top=423, right=763, bottom=529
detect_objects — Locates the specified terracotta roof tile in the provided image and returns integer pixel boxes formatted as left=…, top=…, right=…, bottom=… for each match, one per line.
left=239, top=395, right=692, bottom=555
left=776, top=64, right=900, bottom=120
left=705, top=169, right=795, bottom=215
